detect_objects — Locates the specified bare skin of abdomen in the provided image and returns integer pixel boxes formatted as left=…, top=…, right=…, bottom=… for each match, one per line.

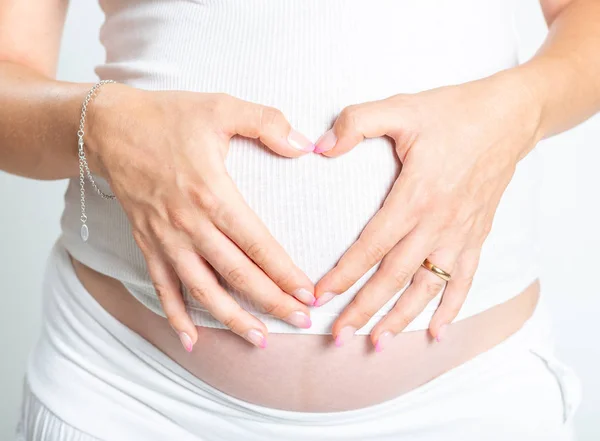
left=70, top=255, right=539, bottom=412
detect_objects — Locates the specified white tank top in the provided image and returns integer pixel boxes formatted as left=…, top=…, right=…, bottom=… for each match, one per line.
left=60, top=0, right=542, bottom=334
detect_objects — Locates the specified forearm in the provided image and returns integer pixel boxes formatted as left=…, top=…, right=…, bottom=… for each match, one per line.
left=0, top=61, right=95, bottom=180
left=513, top=0, right=600, bottom=140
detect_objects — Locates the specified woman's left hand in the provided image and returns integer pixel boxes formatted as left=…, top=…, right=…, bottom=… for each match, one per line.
left=312, top=71, right=542, bottom=349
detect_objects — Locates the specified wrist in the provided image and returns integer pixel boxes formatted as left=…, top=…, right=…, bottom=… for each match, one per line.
left=486, top=67, right=545, bottom=160
left=83, top=82, right=136, bottom=180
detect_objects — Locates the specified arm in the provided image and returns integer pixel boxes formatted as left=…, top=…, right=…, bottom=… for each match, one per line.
left=0, top=0, right=96, bottom=179
left=518, top=0, right=600, bottom=141
left=0, top=0, right=316, bottom=350
left=312, top=0, right=600, bottom=347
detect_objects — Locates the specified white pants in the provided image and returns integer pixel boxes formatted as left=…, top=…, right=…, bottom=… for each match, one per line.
left=16, top=241, right=581, bottom=441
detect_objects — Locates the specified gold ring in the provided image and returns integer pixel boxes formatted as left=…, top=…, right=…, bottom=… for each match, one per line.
left=421, top=258, right=451, bottom=282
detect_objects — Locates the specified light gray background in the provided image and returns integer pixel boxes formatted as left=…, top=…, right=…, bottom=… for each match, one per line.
left=1, top=0, right=598, bottom=439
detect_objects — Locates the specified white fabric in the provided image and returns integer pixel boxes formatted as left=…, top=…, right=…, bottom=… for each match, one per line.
left=16, top=241, right=581, bottom=441
left=59, top=0, right=543, bottom=334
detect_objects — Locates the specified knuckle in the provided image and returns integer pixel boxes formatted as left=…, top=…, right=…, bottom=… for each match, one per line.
left=259, top=106, right=286, bottom=133
left=189, top=186, right=219, bottom=216
left=211, top=204, right=236, bottom=230
left=245, top=241, right=269, bottom=266
left=261, top=299, right=286, bottom=317
left=214, top=92, right=232, bottom=104
left=359, top=238, right=387, bottom=264
left=153, top=282, right=170, bottom=303
left=146, top=217, right=164, bottom=240
left=166, top=207, right=193, bottom=234
left=188, top=285, right=211, bottom=306
left=392, top=268, right=412, bottom=288
left=221, top=313, right=244, bottom=334
left=412, top=194, right=431, bottom=216
left=338, top=105, right=360, bottom=133
left=457, top=210, right=476, bottom=231
left=443, top=204, right=461, bottom=221
left=380, top=264, right=412, bottom=289
left=226, top=266, right=249, bottom=289
left=339, top=105, right=359, bottom=122
left=204, top=197, right=224, bottom=222
left=425, top=280, right=445, bottom=298
left=132, top=229, right=152, bottom=254
left=269, top=268, right=294, bottom=289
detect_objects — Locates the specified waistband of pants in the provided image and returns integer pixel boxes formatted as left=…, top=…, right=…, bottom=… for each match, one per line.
left=27, top=239, right=563, bottom=432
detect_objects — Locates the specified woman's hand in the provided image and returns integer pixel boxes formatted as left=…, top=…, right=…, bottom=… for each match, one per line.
left=87, top=86, right=316, bottom=350
left=312, top=71, right=542, bottom=349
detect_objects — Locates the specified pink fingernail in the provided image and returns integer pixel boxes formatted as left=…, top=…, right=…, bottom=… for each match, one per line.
left=287, top=129, right=315, bottom=152
left=286, top=311, right=312, bottom=328
left=335, top=326, right=356, bottom=347
left=246, top=329, right=268, bottom=348
left=179, top=332, right=193, bottom=352
left=436, top=324, right=447, bottom=343
left=313, top=291, right=336, bottom=307
left=375, top=331, right=393, bottom=353
left=314, top=129, right=337, bottom=154
left=294, top=288, right=316, bottom=305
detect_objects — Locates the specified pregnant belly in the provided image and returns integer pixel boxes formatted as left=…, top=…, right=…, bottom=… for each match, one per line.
left=87, top=0, right=535, bottom=331
left=71, top=255, right=539, bottom=411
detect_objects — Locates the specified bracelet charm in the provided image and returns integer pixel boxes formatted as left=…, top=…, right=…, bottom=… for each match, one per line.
left=77, top=80, right=117, bottom=242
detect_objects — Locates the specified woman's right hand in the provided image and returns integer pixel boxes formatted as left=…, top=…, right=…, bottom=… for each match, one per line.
left=86, top=85, right=316, bottom=350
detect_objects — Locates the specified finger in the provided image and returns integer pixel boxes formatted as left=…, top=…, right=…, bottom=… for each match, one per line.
left=314, top=173, right=420, bottom=306
left=207, top=178, right=316, bottom=305
left=428, top=247, right=481, bottom=342
left=370, top=247, right=460, bottom=350
left=224, top=95, right=314, bottom=156
left=331, top=228, right=433, bottom=344
left=169, top=246, right=270, bottom=348
left=314, top=97, right=408, bottom=157
left=145, top=252, right=199, bottom=352
left=190, top=221, right=312, bottom=329
left=132, top=230, right=199, bottom=352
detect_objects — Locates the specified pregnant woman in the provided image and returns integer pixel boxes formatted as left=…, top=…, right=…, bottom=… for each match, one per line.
left=2, top=0, right=598, bottom=440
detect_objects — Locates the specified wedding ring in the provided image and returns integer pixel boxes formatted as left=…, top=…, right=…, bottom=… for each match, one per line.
left=421, top=258, right=452, bottom=282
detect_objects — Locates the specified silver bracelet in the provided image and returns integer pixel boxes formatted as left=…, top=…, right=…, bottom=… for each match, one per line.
left=77, top=80, right=117, bottom=242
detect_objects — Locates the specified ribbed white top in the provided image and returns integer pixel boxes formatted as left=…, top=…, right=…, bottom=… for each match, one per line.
left=60, top=0, right=542, bottom=334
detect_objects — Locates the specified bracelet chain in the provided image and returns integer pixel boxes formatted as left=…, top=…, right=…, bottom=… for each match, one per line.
left=78, top=79, right=117, bottom=242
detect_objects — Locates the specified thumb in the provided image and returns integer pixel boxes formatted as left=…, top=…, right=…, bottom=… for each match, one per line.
left=225, top=95, right=314, bottom=157
left=315, top=97, right=405, bottom=157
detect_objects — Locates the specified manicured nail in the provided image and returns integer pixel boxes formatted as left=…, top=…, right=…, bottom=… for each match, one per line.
left=287, top=129, right=315, bottom=152
left=436, top=324, right=447, bottom=343
left=286, top=311, right=312, bottom=328
left=335, top=326, right=356, bottom=347
left=375, top=331, right=393, bottom=353
left=313, top=291, right=336, bottom=307
left=179, top=332, right=193, bottom=352
left=246, top=329, right=268, bottom=349
left=293, top=288, right=316, bottom=305
left=314, top=129, right=337, bottom=154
